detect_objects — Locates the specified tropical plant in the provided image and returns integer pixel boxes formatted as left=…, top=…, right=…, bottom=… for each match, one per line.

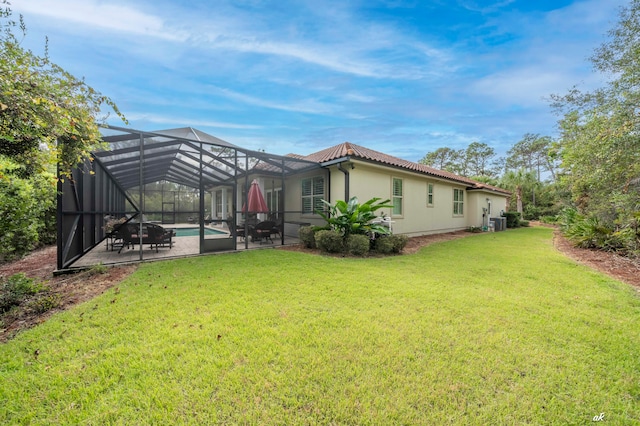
left=563, top=216, right=613, bottom=249
left=317, top=197, right=394, bottom=246
left=500, top=169, right=538, bottom=217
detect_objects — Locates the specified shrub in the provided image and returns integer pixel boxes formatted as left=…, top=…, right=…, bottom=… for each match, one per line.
left=519, top=220, right=530, bottom=227
left=466, top=226, right=482, bottom=233
left=88, top=263, right=108, bottom=276
left=29, top=294, right=61, bottom=314
left=564, top=216, right=612, bottom=249
left=298, top=226, right=317, bottom=248
left=608, top=227, right=640, bottom=254
left=540, top=215, right=559, bottom=224
left=502, top=212, right=521, bottom=228
left=0, top=159, right=56, bottom=260
left=374, top=236, right=394, bottom=254
left=558, top=208, right=583, bottom=232
left=315, top=230, right=345, bottom=253
left=388, top=234, right=409, bottom=253
left=0, top=273, right=42, bottom=313
left=347, top=234, right=370, bottom=256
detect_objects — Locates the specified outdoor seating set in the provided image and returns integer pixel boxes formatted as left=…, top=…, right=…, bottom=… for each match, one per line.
left=106, top=221, right=174, bottom=253
left=235, top=219, right=282, bottom=244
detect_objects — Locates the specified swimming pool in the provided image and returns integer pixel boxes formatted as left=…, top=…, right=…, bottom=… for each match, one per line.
left=173, top=227, right=227, bottom=237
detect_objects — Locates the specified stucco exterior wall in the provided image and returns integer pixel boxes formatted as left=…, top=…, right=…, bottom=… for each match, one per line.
left=278, top=160, right=509, bottom=238
left=466, top=191, right=509, bottom=230
left=341, top=161, right=510, bottom=237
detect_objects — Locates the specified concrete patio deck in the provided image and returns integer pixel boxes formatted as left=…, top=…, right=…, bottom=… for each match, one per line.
left=71, top=224, right=300, bottom=269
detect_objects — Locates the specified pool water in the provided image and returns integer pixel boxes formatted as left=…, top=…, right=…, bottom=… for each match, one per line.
left=173, top=227, right=227, bottom=237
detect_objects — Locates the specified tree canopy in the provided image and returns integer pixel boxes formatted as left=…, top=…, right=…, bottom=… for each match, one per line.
left=419, top=142, right=500, bottom=178
left=0, top=1, right=125, bottom=177
left=552, top=0, right=640, bottom=226
left=0, top=2, right=125, bottom=260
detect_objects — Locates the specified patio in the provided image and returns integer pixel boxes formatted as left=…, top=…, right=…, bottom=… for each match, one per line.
left=72, top=223, right=302, bottom=268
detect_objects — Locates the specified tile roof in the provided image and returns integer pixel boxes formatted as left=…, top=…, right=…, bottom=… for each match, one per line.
left=298, top=142, right=510, bottom=195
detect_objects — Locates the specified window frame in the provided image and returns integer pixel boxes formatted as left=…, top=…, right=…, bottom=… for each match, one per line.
left=453, top=188, right=464, bottom=216
left=392, top=177, right=403, bottom=217
left=427, top=182, right=434, bottom=207
left=301, top=176, right=325, bottom=215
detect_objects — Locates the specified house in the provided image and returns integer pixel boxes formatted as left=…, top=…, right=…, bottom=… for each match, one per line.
left=57, top=127, right=510, bottom=270
left=244, top=142, right=510, bottom=237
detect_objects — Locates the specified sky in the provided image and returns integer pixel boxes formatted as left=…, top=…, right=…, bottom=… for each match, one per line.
left=10, top=0, right=628, bottom=162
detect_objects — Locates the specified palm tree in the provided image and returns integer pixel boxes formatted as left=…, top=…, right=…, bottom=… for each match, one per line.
left=500, top=169, right=537, bottom=217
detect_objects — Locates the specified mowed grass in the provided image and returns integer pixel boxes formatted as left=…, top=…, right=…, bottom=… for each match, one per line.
left=1, top=227, right=639, bottom=424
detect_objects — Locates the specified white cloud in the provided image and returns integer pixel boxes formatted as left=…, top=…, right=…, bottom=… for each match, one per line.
left=206, top=86, right=339, bottom=115
left=12, top=0, right=188, bottom=41
left=123, top=113, right=263, bottom=130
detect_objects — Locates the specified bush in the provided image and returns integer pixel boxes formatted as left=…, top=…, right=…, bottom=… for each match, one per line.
left=298, top=226, right=317, bottom=248
left=540, top=215, right=559, bottom=224
left=374, top=236, right=394, bottom=254
left=315, top=230, right=345, bottom=253
left=0, top=273, right=42, bottom=313
left=0, top=159, right=57, bottom=260
left=519, top=220, right=530, bottom=227
left=607, top=227, right=640, bottom=254
left=389, top=234, right=409, bottom=253
left=502, top=212, right=521, bottom=228
left=466, top=226, right=482, bottom=233
left=564, top=216, right=612, bottom=249
left=29, top=294, right=61, bottom=314
left=347, top=234, right=370, bottom=256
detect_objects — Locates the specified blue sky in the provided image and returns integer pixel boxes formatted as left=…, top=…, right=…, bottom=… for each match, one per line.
left=11, top=0, right=627, bottom=162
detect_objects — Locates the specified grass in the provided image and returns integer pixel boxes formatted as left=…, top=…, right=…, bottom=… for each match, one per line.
left=1, top=227, right=639, bottom=424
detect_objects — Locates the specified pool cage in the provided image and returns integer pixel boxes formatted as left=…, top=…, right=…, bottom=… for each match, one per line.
left=57, top=126, right=324, bottom=271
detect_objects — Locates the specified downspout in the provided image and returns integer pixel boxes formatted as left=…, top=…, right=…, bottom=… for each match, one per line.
left=337, top=162, right=350, bottom=200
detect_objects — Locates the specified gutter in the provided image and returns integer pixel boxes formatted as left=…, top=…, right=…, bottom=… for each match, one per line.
left=337, top=162, right=351, bottom=200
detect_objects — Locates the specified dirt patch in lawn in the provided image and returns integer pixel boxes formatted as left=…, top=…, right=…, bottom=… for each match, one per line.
left=1, top=227, right=639, bottom=342
left=0, top=246, right=136, bottom=343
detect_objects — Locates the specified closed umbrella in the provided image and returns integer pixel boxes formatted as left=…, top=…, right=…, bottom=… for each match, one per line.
left=242, top=179, right=268, bottom=213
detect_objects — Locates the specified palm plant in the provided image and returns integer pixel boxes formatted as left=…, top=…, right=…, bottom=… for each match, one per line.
left=500, top=169, right=538, bottom=217
left=317, top=197, right=394, bottom=244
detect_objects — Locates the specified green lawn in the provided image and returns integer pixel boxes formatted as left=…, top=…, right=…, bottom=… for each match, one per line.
left=1, top=227, right=639, bottom=424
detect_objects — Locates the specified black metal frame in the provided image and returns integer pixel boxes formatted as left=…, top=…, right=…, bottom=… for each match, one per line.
left=57, top=126, right=323, bottom=270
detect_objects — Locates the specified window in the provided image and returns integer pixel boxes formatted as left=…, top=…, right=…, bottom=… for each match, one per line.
left=392, top=177, right=403, bottom=216
left=267, top=188, right=282, bottom=219
left=302, top=176, right=324, bottom=214
left=453, top=188, right=464, bottom=215
left=427, top=183, right=434, bottom=207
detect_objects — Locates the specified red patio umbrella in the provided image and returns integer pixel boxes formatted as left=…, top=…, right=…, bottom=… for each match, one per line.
left=242, top=179, right=269, bottom=213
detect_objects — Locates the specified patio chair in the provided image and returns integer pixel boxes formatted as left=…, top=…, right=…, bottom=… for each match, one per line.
left=117, top=224, right=139, bottom=253
left=271, top=221, right=283, bottom=240
left=251, top=220, right=276, bottom=244
left=144, top=223, right=174, bottom=252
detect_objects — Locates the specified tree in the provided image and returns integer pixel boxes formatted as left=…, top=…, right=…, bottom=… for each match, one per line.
left=500, top=169, right=537, bottom=217
left=506, top=133, right=557, bottom=182
left=0, top=2, right=125, bottom=177
left=0, top=3, right=125, bottom=259
left=420, top=142, right=500, bottom=177
left=465, top=141, right=498, bottom=177
left=551, top=0, right=640, bottom=227
left=419, top=147, right=463, bottom=172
